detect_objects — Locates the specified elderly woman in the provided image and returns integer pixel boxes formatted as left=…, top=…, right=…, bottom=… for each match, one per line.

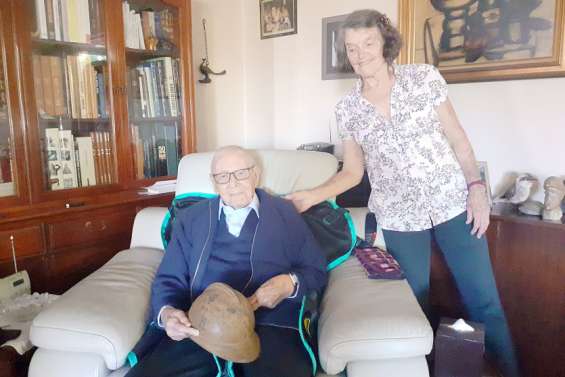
left=287, top=9, right=520, bottom=377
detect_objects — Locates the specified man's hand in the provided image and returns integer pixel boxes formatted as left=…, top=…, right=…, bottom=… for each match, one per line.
left=248, top=274, right=295, bottom=311
left=466, top=185, right=490, bottom=238
left=161, top=307, right=199, bottom=341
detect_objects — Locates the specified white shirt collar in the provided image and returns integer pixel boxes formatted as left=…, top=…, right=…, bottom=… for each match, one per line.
left=218, top=193, right=260, bottom=219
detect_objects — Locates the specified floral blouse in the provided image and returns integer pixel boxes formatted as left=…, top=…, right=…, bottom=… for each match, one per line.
left=336, top=64, right=468, bottom=232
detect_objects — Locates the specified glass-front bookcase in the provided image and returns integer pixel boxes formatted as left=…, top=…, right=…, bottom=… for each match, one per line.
left=124, top=0, right=182, bottom=180
left=31, top=0, right=114, bottom=191
left=0, top=12, right=15, bottom=198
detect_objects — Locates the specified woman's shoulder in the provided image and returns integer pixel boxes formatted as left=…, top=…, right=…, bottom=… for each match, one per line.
left=335, top=80, right=362, bottom=113
left=396, top=63, right=442, bottom=80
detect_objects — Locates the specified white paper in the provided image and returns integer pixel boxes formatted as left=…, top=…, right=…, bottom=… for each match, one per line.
left=448, top=318, right=475, bottom=332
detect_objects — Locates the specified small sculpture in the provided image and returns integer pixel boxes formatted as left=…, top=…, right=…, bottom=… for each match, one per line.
left=198, top=19, right=226, bottom=84
left=542, top=177, right=565, bottom=222
left=497, top=173, right=539, bottom=204
left=518, top=200, right=543, bottom=216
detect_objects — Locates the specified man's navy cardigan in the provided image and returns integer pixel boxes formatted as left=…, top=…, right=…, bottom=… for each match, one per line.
left=151, top=188, right=328, bottom=329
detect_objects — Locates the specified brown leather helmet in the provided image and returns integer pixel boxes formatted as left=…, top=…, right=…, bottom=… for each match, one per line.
left=187, top=282, right=260, bottom=363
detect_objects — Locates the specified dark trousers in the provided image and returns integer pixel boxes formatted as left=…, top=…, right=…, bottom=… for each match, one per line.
left=382, top=211, right=520, bottom=377
left=125, top=325, right=311, bottom=377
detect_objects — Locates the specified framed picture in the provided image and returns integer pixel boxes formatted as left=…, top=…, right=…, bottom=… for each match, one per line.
left=260, top=0, right=297, bottom=39
left=477, top=160, right=493, bottom=206
left=322, top=14, right=358, bottom=80
left=398, top=0, right=565, bottom=82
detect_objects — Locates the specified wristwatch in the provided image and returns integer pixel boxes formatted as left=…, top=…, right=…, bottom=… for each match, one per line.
left=288, top=272, right=299, bottom=296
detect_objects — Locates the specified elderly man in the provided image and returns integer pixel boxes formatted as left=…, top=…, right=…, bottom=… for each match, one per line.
left=126, top=146, right=327, bottom=377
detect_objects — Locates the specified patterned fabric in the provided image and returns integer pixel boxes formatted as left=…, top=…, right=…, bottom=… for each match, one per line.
left=335, top=63, right=468, bottom=231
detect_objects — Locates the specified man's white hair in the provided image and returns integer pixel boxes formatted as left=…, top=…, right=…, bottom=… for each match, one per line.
left=211, top=146, right=257, bottom=172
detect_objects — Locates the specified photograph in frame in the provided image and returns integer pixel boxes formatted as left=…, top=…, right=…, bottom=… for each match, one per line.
left=398, top=0, right=565, bottom=82
left=260, top=0, right=297, bottom=39
left=321, top=14, right=358, bottom=80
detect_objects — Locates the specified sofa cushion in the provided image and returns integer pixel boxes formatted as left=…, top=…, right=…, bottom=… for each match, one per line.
left=30, top=248, right=163, bottom=370
left=318, top=256, right=433, bottom=375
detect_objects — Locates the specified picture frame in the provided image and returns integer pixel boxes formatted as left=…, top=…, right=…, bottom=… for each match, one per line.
left=260, top=0, right=297, bottom=39
left=321, top=14, right=358, bottom=80
left=477, top=160, right=493, bottom=206
left=398, top=0, right=565, bottom=82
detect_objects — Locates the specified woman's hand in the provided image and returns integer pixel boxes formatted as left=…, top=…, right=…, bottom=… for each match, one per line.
left=248, top=274, right=295, bottom=311
left=466, top=185, right=490, bottom=238
left=284, top=190, right=319, bottom=213
left=161, top=307, right=199, bottom=341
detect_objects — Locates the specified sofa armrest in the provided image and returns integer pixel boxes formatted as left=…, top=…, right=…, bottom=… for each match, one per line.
left=346, top=207, right=386, bottom=249
left=130, top=207, right=169, bottom=250
left=318, top=256, right=433, bottom=375
left=30, top=248, right=163, bottom=370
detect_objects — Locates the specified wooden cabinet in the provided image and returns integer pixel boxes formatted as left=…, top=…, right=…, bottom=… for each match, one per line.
left=0, top=192, right=173, bottom=294
left=431, top=203, right=565, bottom=377
left=0, top=0, right=194, bottom=293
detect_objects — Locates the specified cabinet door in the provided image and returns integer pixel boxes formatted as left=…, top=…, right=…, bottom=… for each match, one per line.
left=16, top=0, right=117, bottom=200
left=0, top=4, right=29, bottom=206
left=120, top=0, right=195, bottom=184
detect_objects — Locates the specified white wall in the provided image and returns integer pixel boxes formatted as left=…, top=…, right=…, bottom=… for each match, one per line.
left=191, top=0, right=246, bottom=151
left=191, top=1, right=565, bottom=201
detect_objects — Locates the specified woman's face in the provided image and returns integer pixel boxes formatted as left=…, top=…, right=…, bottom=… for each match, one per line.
left=344, top=27, right=386, bottom=78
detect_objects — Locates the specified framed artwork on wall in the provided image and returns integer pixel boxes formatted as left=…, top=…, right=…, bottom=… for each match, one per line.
left=260, top=0, right=297, bottom=39
left=398, top=0, right=565, bottom=82
left=321, top=14, right=358, bottom=80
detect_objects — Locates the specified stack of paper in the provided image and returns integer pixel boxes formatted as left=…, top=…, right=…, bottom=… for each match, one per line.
left=140, top=179, right=176, bottom=194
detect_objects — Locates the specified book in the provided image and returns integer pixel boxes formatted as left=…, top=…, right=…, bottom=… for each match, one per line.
left=40, top=55, right=55, bottom=116
left=164, top=124, right=178, bottom=176
left=75, top=136, right=96, bottom=186
left=102, top=131, right=114, bottom=184
left=45, top=128, right=64, bottom=190
left=89, top=131, right=102, bottom=184
left=49, top=56, right=66, bottom=116
left=34, top=0, right=48, bottom=39
left=58, top=130, right=78, bottom=188
left=32, top=55, right=45, bottom=115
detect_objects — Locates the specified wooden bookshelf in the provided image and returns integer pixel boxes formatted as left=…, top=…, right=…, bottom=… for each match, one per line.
left=0, top=0, right=195, bottom=314
left=31, top=38, right=106, bottom=55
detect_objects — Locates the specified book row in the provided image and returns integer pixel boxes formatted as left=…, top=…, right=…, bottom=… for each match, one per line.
left=45, top=128, right=114, bottom=190
left=122, top=2, right=178, bottom=50
left=34, top=0, right=104, bottom=44
left=128, top=57, right=181, bottom=119
left=132, top=123, right=179, bottom=179
left=33, top=54, right=108, bottom=119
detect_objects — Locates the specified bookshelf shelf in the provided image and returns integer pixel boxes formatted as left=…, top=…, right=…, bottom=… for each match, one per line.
left=39, top=117, right=111, bottom=123
left=130, top=116, right=180, bottom=123
left=125, top=47, right=179, bottom=60
left=32, top=38, right=106, bottom=56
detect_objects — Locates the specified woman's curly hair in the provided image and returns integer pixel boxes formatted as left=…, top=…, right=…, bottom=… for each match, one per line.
left=337, top=9, right=403, bottom=71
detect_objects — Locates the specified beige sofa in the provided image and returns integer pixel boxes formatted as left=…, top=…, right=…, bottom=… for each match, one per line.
left=28, top=150, right=433, bottom=377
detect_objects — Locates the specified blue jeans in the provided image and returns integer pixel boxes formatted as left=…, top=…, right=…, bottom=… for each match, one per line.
left=382, top=211, right=520, bottom=377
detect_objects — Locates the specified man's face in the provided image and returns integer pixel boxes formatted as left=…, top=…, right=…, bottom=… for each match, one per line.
left=212, top=152, right=259, bottom=209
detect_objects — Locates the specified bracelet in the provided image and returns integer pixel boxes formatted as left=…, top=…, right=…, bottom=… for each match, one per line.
left=467, top=179, right=486, bottom=190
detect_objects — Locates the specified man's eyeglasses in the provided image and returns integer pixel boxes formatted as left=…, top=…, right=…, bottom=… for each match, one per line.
left=212, top=166, right=255, bottom=184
